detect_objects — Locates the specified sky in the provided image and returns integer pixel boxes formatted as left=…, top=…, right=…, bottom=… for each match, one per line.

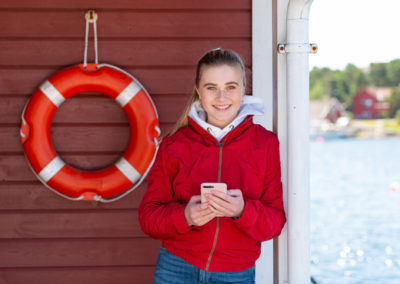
left=309, top=0, right=400, bottom=70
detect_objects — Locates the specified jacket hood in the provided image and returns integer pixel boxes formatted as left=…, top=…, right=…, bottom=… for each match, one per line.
left=188, top=95, right=265, bottom=141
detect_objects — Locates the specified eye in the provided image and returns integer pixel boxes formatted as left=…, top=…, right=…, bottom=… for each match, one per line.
left=207, top=86, right=217, bottom=91
left=226, top=85, right=236, bottom=90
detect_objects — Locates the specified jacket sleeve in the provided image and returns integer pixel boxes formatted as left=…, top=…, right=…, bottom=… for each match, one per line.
left=138, top=139, right=192, bottom=240
left=233, top=134, right=286, bottom=241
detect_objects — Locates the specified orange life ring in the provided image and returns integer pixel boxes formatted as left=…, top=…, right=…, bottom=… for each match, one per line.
left=20, top=63, right=160, bottom=202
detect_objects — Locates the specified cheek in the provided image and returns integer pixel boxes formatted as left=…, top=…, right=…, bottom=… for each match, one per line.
left=233, top=94, right=244, bottom=106
left=199, top=93, right=212, bottom=108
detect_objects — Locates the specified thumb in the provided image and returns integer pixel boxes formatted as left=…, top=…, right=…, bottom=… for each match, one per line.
left=189, top=195, right=202, bottom=204
left=228, top=189, right=242, bottom=197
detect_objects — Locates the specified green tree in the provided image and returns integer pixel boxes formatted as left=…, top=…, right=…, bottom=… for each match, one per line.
left=386, top=59, right=400, bottom=86
left=343, top=63, right=369, bottom=110
left=344, top=63, right=369, bottom=94
left=388, top=87, right=400, bottom=117
left=369, top=63, right=390, bottom=86
left=309, top=67, right=331, bottom=100
left=330, top=70, right=350, bottom=107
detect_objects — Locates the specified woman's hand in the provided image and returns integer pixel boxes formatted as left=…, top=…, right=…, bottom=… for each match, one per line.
left=184, top=195, right=216, bottom=226
left=206, top=189, right=245, bottom=218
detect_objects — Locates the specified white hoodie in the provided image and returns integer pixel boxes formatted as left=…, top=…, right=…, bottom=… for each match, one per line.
left=188, top=95, right=265, bottom=141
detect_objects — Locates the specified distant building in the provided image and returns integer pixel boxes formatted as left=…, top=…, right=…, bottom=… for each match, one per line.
left=310, top=97, right=345, bottom=124
left=310, top=98, right=349, bottom=138
left=353, top=87, right=391, bottom=119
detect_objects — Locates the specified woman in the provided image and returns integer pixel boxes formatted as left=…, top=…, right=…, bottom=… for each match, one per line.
left=139, top=48, right=286, bottom=284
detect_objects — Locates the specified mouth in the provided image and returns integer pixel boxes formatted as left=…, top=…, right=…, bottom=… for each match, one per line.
left=213, top=104, right=231, bottom=111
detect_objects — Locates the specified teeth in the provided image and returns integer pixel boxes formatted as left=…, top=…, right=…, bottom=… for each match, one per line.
left=214, top=105, right=230, bottom=110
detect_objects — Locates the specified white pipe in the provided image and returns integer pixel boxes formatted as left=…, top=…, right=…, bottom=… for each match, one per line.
left=286, top=0, right=313, bottom=283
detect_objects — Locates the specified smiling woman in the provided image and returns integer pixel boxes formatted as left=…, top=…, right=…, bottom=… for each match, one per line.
left=138, top=48, right=286, bottom=283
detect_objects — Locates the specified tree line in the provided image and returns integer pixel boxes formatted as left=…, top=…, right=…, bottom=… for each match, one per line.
left=310, top=59, right=400, bottom=117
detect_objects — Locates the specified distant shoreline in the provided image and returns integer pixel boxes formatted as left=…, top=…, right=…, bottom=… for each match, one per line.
left=349, top=119, right=400, bottom=139
left=310, top=118, right=400, bottom=140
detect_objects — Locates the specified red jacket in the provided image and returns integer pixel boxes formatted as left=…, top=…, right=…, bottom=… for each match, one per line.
left=138, top=116, right=286, bottom=272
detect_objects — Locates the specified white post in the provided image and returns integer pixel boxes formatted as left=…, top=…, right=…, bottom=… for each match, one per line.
left=252, top=0, right=274, bottom=282
left=286, top=0, right=313, bottom=283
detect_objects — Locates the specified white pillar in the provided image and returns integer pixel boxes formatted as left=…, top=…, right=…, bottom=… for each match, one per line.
left=286, top=0, right=313, bottom=283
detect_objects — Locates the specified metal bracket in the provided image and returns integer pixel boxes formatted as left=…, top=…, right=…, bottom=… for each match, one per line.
left=278, top=43, right=318, bottom=54
left=85, top=10, right=98, bottom=23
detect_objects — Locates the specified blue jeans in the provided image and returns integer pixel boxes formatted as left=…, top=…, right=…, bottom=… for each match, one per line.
left=154, top=246, right=255, bottom=284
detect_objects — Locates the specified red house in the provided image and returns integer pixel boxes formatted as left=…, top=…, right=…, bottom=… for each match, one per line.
left=353, top=87, right=391, bottom=119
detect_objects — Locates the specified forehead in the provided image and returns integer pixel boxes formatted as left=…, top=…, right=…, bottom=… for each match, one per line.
left=199, top=64, right=243, bottom=84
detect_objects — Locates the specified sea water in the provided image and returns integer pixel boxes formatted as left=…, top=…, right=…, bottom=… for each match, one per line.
left=310, top=138, right=400, bottom=284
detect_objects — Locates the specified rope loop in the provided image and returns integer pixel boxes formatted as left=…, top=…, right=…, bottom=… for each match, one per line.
left=83, top=10, right=99, bottom=68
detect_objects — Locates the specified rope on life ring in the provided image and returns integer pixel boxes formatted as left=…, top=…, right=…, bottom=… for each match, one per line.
left=20, top=63, right=160, bottom=202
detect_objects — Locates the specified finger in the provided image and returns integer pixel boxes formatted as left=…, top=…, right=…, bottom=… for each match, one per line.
left=210, top=190, right=229, bottom=200
left=207, top=203, right=226, bottom=216
left=228, top=189, right=243, bottom=197
left=200, top=210, right=217, bottom=221
left=194, top=210, right=216, bottom=226
left=199, top=202, right=209, bottom=210
left=208, top=198, right=231, bottom=215
left=209, top=191, right=234, bottom=206
left=192, top=203, right=215, bottom=216
left=189, top=195, right=202, bottom=204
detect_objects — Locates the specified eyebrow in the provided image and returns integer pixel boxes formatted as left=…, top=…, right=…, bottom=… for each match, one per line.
left=225, top=81, right=239, bottom=86
left=202, top=81, right=240, bottom=87
left=203, top=83, right=217, bottom=87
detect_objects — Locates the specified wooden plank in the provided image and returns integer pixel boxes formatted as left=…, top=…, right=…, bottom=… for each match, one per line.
left=0, top=68, right=195, bottom=96
left=0, top=123, right=173, bottom=153
left=0, top=0, right=250, bottom=9
left=0, top=210, right=146, bottom=239
left=0, top=266, right=156, bottom=284
left=0, top=11, right=250, bottom=38
left=0, top=155, right=134, bottom=181
left=0, top=40, right=251, bottom=67
left=51, top=126, right=129, bottom=152
left=1, top=125, right=130, bottom=153
left=1, top=95, right=187, bottom=124
left=0, top=182, right=146, bottom=210
left=0, top=238, right=161, bottom=267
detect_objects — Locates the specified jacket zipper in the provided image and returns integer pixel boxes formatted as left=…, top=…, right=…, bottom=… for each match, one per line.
left=205, top=140, right=225, bottom=271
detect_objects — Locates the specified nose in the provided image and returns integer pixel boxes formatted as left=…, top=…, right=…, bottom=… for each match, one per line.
left=216, top=89, right=227, bottom=100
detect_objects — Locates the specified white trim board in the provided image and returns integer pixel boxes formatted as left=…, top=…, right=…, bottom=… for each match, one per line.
left=252, top=0, right=275, bottom=283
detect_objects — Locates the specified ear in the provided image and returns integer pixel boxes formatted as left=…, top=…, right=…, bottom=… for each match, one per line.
left=196, top=87, right=202, bottom=99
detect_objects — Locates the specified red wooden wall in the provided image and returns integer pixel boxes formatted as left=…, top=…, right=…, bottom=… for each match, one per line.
left=0, top=1, right=251, bottom=283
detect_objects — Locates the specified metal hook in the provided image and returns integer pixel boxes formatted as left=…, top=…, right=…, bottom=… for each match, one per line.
left=85, top=10, right=98, bottom=23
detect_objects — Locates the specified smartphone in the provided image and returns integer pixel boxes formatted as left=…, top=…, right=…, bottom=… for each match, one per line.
left=201, top=182, right=227, bottom=204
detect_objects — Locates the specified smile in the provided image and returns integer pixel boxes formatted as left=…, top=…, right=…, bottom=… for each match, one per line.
left=213, top=105, right=231, bottom=110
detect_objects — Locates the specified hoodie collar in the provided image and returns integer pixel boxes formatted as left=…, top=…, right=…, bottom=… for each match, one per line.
left=188, top=95, right=265, bottom=142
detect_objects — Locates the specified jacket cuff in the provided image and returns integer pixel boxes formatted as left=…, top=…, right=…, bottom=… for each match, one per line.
left=233, top=200, right=257, bottom=229
left=174, top=205, right=192, bottom=234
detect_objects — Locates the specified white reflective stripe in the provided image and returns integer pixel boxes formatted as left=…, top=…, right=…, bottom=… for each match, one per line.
left=115, top=81, right=142, bottom=107
left=39, top=80, right=65, bottom=107
left=20, top=118, right=26, bottom=138
left=20, top=129, right=26, bottom=139
left=115, top=157, right=141, bottom=184
left=38, top=156, right=65, bottom=183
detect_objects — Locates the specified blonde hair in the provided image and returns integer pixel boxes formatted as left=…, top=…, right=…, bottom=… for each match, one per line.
left=168, top=48, right=246, bottom=136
